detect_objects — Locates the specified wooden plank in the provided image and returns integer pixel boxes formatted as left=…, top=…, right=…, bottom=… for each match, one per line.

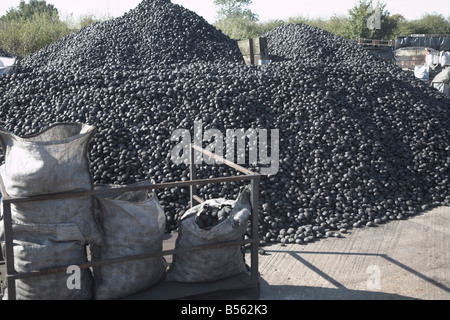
left=396, top=55, right=426, bottom=61
left=397, top=60, right=425, bottom=68
left=253, top=54, right=269, bottom=65
left=396, top=49, right=427, bottom=56
left=242, top=54, right=253, bottom=66
left=192, top=194, right=204, bottom=204
left=358, top=39, right=393, bottom=47
left=252, top=37, right=268, bottom=58
left=238, top=38, right=268, bottom=65
left=238, top=39, right=253, bottom=56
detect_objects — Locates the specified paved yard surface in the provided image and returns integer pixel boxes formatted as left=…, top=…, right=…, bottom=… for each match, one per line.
left=1, top=207, right=448, bottom=300
left=252, top=206, right=450, bottom=300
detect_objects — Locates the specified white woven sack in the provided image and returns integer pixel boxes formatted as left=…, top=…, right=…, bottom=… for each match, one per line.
left=1, top=222, right=94, bottom=300
left=440, top=51, right=450, bottom=67
left=166, top=186, right=251, bottom=283
left=0, top=123, right=103, bottom=245
left=91, top=182, right=166, bottom=300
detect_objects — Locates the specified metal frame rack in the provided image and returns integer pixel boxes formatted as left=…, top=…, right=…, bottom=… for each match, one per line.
left=0, top=143, right=261, bottom=300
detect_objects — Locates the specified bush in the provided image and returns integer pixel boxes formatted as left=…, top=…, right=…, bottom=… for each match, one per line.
left=214, top=16, right=262, bottom=39
left=0, top=12, right=72, bottom=57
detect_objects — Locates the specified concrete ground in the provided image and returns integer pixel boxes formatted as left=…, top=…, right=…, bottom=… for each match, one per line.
left=1, top=206, right=448, bottom=300
left=250, top=206, right=450, bottom=300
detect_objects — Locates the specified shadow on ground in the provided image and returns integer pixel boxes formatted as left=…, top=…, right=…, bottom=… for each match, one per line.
left=254, top=246, right=450, bottom=300
left=258, top=279, right=419, bottom=300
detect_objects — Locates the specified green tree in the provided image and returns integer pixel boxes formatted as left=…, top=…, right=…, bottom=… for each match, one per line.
left=1, top=0, right=59, bottom=21
left=412, top=13, right=450, bottom=34
left=62, top=12, right=113, bottom=31
left=0, top=12, right=71, bottom=57
left=391, top=14, right=450, bottom=37
left=213, top=0, right=260, bottom=39
left=0, top=1, right=71, bottom=57
left=213, top=0, right=258, bottom=21
left=381, top=14, right=406, bottom=38
left=214, top=16, right=258, bottom=39
left=344, top=0, right=391, bottom=39
left=326, top=15, right=352, bottom=38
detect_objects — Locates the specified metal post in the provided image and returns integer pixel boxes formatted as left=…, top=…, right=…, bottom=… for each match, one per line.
left=189, top=143, right=197, bottom=208
left=250, top=176, right=260, bottom=283
left=2, top=201, right=16, bottom=300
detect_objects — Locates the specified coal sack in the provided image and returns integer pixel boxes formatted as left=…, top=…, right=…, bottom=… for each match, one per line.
left=0, top=0, right=448, bottom=245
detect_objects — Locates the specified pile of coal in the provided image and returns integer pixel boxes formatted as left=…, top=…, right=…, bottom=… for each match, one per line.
left=0, top=0, right=448, bottom=244
left=18, top=0, right=242, bottom=73
left=263, top=23, right=381, bottom=65
left=0, top=48, right=19, bottom=58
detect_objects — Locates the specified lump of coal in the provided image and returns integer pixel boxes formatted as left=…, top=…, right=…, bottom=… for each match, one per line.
left=196, top=203, right=233, bottom=230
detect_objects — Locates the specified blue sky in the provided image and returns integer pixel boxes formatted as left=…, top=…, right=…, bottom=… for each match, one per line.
left=0, top=0, right=449, bottom=22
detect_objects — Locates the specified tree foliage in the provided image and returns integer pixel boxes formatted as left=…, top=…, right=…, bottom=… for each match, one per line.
left=0, top=1, right=70, bottom=57
left=0, top=1, right=112, bottom=57
left=214, top=0, right=258, bottom=21
left=343, top=0, right=391, bottom=40
left=0, top=12, right=71, bottom=58
left=0, top=0, right=59, bottom=22
left=0, top=0, right=448, bottom=57
left=408, top=13, right=450, bottom=34
left=214, top=0, right=450, bottom=41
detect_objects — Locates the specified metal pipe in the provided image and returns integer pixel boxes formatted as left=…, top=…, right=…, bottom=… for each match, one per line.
left=2, top=201, right=16, bottom=300
left=6, top=238, right=259, bottom=281
left=190, top=143, right=197, bottom=208
left=1, top=175, right=259, bottom=204
left=191, top=144, right=257, bottom=176
left=250, top=177, right=261, bottom=283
